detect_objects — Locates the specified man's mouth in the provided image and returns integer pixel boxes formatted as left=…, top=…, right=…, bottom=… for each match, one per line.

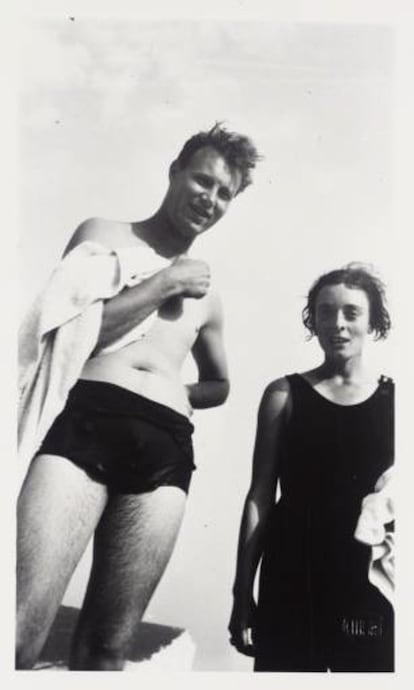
left=188, top=203, right=212, bottom=221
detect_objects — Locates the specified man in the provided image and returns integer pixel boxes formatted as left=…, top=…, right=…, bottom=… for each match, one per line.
left=16, top=124, right=260, bottom=670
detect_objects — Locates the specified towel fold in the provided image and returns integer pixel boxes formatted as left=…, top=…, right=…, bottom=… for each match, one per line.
left=18, top=240, right=169, bottom=475
left=354, top=467, right=395, bottom=606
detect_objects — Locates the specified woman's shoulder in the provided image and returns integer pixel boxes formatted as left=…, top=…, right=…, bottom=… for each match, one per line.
left=263, top=375, right=292, bottom=396
left=377, top=374, right=395, bottom=402
left=260, top=376, right=294, bottom=418
left=379, top=374, right=394, bottom=386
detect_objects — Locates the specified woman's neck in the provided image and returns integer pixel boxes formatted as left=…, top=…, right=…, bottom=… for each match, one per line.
left=316, top=355, right=371, bottom=385
left=304, top=356, right=380, bottom=405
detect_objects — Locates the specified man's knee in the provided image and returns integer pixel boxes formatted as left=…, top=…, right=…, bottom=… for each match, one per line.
left=15, top=619, right=42, bottom=670
left=15, top=597, right=57, bottom=670
left=70, top=627, right=130, bottom=670
left=15, top=641, right=36, bottom=670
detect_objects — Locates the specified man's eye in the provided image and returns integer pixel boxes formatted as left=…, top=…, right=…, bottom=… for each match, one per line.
left=194, top=175, right=210, bottom=187
left=219, top=190, right=231, bottom=201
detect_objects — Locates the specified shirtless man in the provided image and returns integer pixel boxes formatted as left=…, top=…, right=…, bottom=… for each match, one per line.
left=16, top=124, right=260, bottom=670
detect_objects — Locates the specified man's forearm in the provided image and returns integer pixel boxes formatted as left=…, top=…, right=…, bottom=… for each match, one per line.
left=186, top=379, right=230, bottom=409
left=98, top=269, right=179, bottom=349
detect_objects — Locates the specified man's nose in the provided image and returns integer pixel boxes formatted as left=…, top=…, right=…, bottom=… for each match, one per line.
left=200, top=191, right=214, bottom=208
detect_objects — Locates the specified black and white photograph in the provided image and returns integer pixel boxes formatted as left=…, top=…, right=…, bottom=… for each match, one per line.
left=5, top=0, right=414, bottom=687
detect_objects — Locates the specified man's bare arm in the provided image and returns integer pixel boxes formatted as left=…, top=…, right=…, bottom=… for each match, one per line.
left=65, top=219, right=210, bottom=349
left=187, top=292, right=230, bottom=408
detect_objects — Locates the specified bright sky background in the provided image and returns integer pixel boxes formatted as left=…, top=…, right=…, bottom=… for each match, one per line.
left=6, top=1, right=414, bottom=686
left=17, top=15, right=397, bottom=673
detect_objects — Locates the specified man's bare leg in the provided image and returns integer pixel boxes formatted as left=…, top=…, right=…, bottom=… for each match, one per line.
left=69, top=486, right=186, bottom=670
left=16, top=455, right=108, bottom=669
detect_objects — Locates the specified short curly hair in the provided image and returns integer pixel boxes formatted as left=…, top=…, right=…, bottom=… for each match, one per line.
left=302, top=263, right=391, bottom=340
left=174, top=123, right=261, bottom=194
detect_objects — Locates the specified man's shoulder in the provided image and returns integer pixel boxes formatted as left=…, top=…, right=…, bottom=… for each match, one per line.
left=64, top=217, right=134, bottom=254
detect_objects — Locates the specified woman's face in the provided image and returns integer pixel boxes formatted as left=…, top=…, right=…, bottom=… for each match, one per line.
left=314, top=283, right=371, bottom=360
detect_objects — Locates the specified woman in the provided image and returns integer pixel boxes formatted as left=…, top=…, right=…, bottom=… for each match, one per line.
left=229, top=264, right=394, bottom=672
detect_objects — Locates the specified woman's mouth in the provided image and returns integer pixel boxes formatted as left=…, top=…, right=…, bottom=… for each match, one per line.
left=329, top=336, right=350, bottom=346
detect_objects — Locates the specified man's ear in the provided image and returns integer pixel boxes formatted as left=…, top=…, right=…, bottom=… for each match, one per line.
left=169, top=160, right=179, bottom=180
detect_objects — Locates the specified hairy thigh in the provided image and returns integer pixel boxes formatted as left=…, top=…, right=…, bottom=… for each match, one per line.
left=79, top=487, right=186, bottom=638
left=17, top=454, right=108, bottom=626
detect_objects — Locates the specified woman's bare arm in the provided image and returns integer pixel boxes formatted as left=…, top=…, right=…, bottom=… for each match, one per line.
left=229, top=377, right=292, bottom=655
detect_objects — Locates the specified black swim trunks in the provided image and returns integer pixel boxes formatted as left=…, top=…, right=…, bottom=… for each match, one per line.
left=37, top=380, right=196, bottom=494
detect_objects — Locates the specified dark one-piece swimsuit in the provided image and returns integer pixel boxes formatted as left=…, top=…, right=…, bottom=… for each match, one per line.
left=254, top=373, right=394, bottom=672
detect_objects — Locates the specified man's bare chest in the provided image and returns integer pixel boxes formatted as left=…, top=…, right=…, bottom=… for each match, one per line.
left=149, top=296, right=205, bottom=348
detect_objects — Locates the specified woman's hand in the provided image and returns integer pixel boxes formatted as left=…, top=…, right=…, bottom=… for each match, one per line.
left=228, top=597, right=257, bottom=657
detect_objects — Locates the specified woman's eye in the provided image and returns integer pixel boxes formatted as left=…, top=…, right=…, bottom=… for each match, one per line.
left=317, top=308, right=332, bottom=319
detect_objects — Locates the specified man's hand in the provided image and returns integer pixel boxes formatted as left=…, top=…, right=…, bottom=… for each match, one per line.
left=165, top=256, right=211, bottom=299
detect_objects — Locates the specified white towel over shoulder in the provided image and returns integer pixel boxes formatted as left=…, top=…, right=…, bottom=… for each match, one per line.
left=18, top=240, right=169, bottom=473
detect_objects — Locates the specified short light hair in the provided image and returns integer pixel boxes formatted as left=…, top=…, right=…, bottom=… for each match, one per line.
left=174, top=123, right=261, bottom=194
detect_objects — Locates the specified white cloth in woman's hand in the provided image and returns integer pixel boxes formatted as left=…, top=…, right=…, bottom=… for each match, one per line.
left=354, top=467, right=394, bottom=606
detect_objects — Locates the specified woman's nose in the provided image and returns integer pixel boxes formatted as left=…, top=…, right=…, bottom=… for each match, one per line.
left=334, top=311, right=346, bottom=329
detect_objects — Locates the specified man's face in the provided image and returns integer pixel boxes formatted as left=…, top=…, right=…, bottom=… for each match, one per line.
left=165, top=146, right=242, bottom=240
